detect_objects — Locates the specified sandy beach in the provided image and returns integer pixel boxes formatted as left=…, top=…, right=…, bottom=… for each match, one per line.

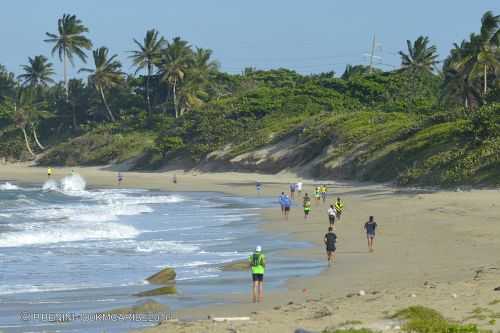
left=1, top=163, right=500, bottom=332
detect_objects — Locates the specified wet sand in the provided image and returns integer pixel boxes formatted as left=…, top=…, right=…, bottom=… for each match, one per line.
left=1, top=164, right=500, bottom=332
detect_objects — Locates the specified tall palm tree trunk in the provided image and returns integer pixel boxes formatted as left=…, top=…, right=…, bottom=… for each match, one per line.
left=99, top=86, right=116, bottom=122
left=72, top=104, right=78, bottom=131
left=31, top=124, right=45, bottom=150
left=146, top=63, right=152, bottom=117
left=64, top=48, right=69, bottom=100
left=173, top=79, right=178, bottom=118
left=483, top=64, right=488, bottom=95
left=21, top=127, right=35, bottom=156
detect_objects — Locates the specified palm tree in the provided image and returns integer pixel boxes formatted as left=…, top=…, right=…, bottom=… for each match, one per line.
left=44, top=14, right=92, bottom=97
left=399, top=36, right=439, bottom=74
left=442, top=41, right=481, bottom=110
left=157, top=37, right=193, bottom=118
left=453, top=11, right=500, bottom=95
left=18, top=55, right=55, bottom=88
left=129, top=29, right=165, bottom=117
left=79, top=47, right=124, bottom=122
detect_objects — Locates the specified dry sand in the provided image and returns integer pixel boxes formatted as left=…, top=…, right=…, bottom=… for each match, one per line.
left=1, top=163, right=500, bottom=332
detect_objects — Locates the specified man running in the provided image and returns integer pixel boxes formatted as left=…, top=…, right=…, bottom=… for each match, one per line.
left=283, top=194, right=291, bottom=219
left=47, top=167, right=52, bottom=178
left=324, top=227, right=337, bottom=265
left=334, top=197, right=344, bottom=222
left=328, top=204, right=336, bottom=227
left=249, top=245, right=266, bottom=303
left=364, top=216, right=378, bottom=252
left=296, top=182, right=303, bottom=195
left=117, top=172, right=123, bottom=186
left=314, top=187, right=321, bottom=204
left=289, top=183, right=296, bottom=199
left=279, top=192, right=286, bottom=216
left=303, top=193, right=311, bottom=219
left=256, top=181, right=262, bottom=195
left=321, top=185, right=327, bottom=203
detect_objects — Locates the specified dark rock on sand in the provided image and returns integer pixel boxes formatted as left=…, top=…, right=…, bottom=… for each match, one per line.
left=105, top=300, right=168, bottom=315
left=134, top=285, right=177, bottom=297
left=220, top=259, right=249, bottom=271
left=146, top=267, right=176, bottom=284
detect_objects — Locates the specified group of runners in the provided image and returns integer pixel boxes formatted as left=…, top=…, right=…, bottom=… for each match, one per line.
left=279, top=183, right=378, bottom=266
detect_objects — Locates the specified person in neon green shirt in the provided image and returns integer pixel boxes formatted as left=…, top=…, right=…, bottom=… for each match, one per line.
left=249, top=245, right=266, bottom=303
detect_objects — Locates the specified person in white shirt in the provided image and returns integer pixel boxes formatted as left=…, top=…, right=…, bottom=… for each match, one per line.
left=328, top=204, right=336, bottom=227
left=296, top=182, right=303, bottom=194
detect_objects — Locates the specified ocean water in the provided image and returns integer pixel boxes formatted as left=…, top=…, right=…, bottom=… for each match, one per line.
left=0, top=175, right=322, bottom=333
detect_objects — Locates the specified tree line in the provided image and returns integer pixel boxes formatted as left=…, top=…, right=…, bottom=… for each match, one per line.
left=0, top=11, right=498, bottom=158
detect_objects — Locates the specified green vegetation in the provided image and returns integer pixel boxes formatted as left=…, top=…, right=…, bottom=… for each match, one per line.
left=0, top=12, right=499, bottom=187
left=391, top=306, right=488, bottom=333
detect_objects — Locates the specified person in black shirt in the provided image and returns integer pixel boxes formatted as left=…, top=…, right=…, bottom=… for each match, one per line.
left=364, top=216, right=377, bottom=252
left=324, top=227, right=337, bottom=265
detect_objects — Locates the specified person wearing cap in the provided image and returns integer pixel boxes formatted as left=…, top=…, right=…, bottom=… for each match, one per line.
left=249, top=245, right=266, bottom=303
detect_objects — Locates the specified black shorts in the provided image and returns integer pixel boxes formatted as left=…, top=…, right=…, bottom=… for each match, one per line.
left=284, top=206, right=290, bottom=212
left=329, top=215, right=335, bottom=224
left=252, top=274, right=264, bottom=282
left=326, top=246, right=336, bottom=252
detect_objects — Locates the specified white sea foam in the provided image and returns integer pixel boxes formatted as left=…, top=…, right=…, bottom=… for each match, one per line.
left=42, top=174, right=86, bottom=193
left=0, top=182, right=20, bottom=190
left=0, top=221, right=139, bottom=247
left=135, top=240, right=199, bottom=254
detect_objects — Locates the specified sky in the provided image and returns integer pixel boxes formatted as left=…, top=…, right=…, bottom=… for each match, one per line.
left=1, top=0, right=498, bottom=80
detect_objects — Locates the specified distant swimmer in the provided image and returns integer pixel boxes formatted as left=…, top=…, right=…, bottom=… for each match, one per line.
left=249, top=245, right=266, bottom=303
left=328, top=204, right=336, bottom=227
left=279, top=192, right=286, bottom=216
left=364, top=216, right=378, bottom=252
left=47, top=167, right=52, bottom=178
left=321, top=185, right=327, bottom=203
left=117, top=172, right=123, bottom=186
left=283, top=194, right=291, bottom=220
left=334, top=197, right=344, bottom=222
left=324, top=226, right=337, bottom=265
left=303, top=193, right=311, bottom=219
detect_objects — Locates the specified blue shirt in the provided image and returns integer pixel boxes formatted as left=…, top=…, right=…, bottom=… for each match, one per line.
left=282, top=196, right=291, bottom=208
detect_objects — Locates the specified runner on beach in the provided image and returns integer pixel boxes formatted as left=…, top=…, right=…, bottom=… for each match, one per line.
left=279, top=192, right=286, bottom=216
left=256, top=181, right=262, bottom=195
left=314, top=187, right=321, bottom=204
left=296, top=182, right=303, bottom=195
left=324, top=227, right=337, bottom=265
left=47, top=167, right=52, bottom=178
left=117, top=172, right=123, bottom=186
left=328, top=204, right=336, bottom=227
left=249, top=245, right=266, bottom=303
left=303, top=193, right=311, bottom=219
left=334, top=197, right=344, bottom=222
left=289, top=183, right=296, bottom=199
left=364, top=216, right=378, bottom=252
left=283, top=194, right=291, bottom=219
left=321, top=185, right=327, bottom=203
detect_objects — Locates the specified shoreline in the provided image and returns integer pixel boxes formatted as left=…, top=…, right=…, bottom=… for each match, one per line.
left=1, top=164, right=500, bottom=332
